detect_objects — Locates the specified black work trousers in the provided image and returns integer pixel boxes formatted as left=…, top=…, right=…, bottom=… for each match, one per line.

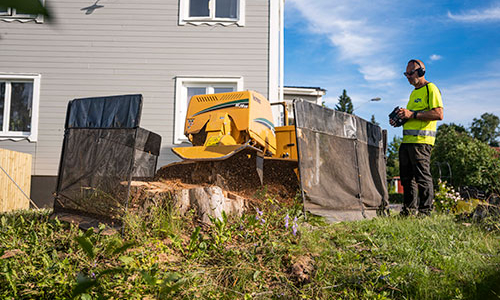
left=399, top=143, right=434, bottom=215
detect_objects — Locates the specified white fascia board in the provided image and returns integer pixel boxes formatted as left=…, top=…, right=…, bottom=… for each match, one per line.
left=282, top=87, right=326, bottom=96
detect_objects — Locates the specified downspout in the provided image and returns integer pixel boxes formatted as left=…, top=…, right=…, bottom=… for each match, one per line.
left=279, top=0, right=285, bottom=103
left=268, top=0, right=279, bottom=102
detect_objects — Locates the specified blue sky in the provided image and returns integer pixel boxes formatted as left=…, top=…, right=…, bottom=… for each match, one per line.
left=284, top=0, right=500, bottom=141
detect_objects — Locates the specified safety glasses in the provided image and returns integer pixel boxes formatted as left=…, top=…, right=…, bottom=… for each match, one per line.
left=404, top=69, right=419, bottom=77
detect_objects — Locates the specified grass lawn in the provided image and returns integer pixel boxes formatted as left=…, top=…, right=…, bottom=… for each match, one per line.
left=1, top=199, right=499, bottom=299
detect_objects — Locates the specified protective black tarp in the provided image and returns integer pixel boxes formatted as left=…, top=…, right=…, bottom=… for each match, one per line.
left=54, top=95, right=160, bottom=227
left=294, top=99, right=388, bottom=221
left=66, top=94, right=142, bottom=129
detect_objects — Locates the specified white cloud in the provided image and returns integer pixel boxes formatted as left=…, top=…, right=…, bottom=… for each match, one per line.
left=430, top=54, right=442, bottom=61
left=285, top=1, right=500, bottom=141
left=286, top=0, right=402, bottom=83
left=330, top=32, right=376, bottom=60
left=448, top=5, right=500, bottom=22
left=383, top=75, right=500, bottom=140
left=358, top=65, right=398, bottom=82
left=440, top=75, right=500, bottom=125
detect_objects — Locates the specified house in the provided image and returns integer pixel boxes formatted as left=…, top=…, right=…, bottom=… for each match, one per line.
left=389, top=176, right=404, bottom=194
left=0, top=0, right=285, bottom=207
left=281, top=86, right=326, bottom=124
left=282, top=86, right=326, bottom=105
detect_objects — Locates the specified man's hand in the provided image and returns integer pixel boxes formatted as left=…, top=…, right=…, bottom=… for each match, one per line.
left=397, top=108, right=413, bottom=119
left=389, top=107, right=404, bottom=127
left=397, top=107, right=444, bottom=121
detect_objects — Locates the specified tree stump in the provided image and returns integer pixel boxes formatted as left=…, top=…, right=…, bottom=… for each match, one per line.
left=129, top=181, right=247, bottom=223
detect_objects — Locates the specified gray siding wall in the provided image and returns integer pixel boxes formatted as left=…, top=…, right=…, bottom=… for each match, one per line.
left=0, top=0, right=270, bottom=175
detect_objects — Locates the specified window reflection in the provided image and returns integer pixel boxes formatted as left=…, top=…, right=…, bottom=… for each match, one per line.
left=187, top=87, right=207, bottom=106
left=215, top=0, right=237, bottom=18
left=189, top=0, right=210, bottom=17
left=214, top=87, right=234, bottom=94
left=9, top=82, right=33, bottom=132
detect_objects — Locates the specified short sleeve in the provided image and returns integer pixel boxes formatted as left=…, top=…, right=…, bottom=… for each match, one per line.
left=428, top=83, right=443, bottom=109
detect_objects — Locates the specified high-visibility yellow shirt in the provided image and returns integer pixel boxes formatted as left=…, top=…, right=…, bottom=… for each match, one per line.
left=402, top=82, right=443, bottom=145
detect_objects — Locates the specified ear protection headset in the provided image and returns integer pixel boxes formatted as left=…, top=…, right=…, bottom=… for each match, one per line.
left=408, top=59, right=425, bottom=77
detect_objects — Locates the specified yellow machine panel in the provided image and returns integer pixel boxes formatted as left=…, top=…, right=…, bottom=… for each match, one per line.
left=173, top=91, right=277, bottom=160
left=275, top=125, right=297, bottom=160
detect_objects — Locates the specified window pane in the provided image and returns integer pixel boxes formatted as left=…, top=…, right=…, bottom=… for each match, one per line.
left=214, top=87, right=234, bottom=94
left=14, top=0, right=40, bottom=16
left=14, top=9, right=37, bottom=17
left=189, top=0, right=210, bottom=17
left=215, top=0, right=238, bottom=18
left=9, top=82, right=33, bottom=132
left=0, top=7, right=9, bottom=15
left=188, top=87, right=207, bottom=99
left=187, top=87, right=206, bottom=106
left=0, top=83, right=4, bottom=129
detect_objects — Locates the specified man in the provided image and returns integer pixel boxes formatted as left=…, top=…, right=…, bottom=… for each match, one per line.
left=390, top=59, right=443, bottom=216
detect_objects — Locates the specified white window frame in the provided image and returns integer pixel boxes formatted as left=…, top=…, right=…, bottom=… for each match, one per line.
left=174, top=76, right=243, bottom=144
left=0, top=74, right=41, bottom=142
left=178, top=0, right=246, bottom=26
left=1, top=1, right=45, bottom=23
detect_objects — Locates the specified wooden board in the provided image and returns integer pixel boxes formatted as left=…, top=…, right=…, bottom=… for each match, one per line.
left=0, top=148, right=32, bottom=212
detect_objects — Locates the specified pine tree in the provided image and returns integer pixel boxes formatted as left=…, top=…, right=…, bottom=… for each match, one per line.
left=370, top=115, right=379, bottom=126
left=386, top=136, right=402, bottom=178
left=335, top=89, right=354, bottom=114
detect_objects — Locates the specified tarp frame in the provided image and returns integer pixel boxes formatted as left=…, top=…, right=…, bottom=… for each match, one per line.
left=53, top=94, right=161, bottom=228
left=293, top=99, right=388, bottom=222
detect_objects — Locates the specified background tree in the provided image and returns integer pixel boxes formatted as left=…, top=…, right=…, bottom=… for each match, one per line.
left=432, top=124, right=500, bottom=192
left=370, top=115, right=379, bottom=126
left=469, top=113, right=500, bottom=147
left=386, top=136, right=402, bottom=179
left=439, top=123, right=468, bottom=135
left=335, top=89, right=353, bottom=114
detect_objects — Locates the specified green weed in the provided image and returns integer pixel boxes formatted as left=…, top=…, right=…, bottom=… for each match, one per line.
left=1, top=200, right=500, bottom=299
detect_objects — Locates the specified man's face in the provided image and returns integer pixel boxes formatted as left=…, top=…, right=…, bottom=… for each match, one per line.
left=405, top=62, right=421, bottom=87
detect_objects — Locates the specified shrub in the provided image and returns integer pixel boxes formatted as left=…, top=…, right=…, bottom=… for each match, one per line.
left=388, top=193, right=404, bottom=204
left=432, top=125, right=500, bottom=192
left=434, top=179, right=463, bottom=213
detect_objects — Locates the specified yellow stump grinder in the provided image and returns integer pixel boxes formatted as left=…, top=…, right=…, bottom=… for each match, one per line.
left=156, top=90, right=299, bottom=195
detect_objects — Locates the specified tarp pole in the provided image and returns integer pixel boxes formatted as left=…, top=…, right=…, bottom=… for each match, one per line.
left=293, top=99, right=308, bottom=220
left=353, top=140, right=366, bottom=218
left=122, top=127, right=138, bottom=236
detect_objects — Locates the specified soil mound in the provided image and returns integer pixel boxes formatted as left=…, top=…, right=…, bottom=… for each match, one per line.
left=155, top=151, right=299, bottom=203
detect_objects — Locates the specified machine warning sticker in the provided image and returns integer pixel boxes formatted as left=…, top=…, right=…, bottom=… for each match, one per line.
left=205, top=135, right=223, bottom=146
